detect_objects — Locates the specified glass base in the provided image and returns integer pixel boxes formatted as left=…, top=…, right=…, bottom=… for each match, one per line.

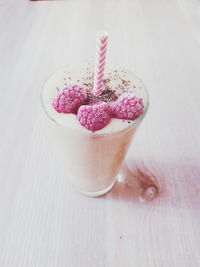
left=77, top=177, right=118, bottom=197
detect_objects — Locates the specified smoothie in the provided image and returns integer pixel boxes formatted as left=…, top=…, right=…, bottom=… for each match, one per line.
left=41, top=62, right=148, bottom=196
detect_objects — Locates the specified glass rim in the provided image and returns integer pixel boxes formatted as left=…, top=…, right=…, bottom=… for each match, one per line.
left=41, top=64, right=149, bottom=136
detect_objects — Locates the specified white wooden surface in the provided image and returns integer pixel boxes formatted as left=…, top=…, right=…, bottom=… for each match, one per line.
left=0, top=0, right=200, bottom=266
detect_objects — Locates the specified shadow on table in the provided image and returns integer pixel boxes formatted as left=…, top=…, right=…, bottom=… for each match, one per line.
left=106, top=159, right=200, bottom=209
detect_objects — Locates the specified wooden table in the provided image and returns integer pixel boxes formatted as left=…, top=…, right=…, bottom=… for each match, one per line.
left=0, top=0, right=200, bottom=266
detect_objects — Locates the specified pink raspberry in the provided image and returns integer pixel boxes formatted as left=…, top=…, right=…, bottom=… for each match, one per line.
left=52, top=85, right=87, bottom=114
left=111, top=93, right=144, bottom=120
left=77, top=102, right=111, bottom=132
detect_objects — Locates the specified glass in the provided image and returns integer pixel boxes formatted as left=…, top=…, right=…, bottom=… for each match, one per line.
left=41, top=64, right=149, bottom=197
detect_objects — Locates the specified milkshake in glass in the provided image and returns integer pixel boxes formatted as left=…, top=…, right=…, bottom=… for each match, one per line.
left=41, top=62, right=149, bottom=196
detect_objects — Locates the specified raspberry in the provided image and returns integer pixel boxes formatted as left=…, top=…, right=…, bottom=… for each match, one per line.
left=52, top=85, right=87, bottom=114
left=111, top=93, right=144, bottom=120
left=77, top=102, right=111, bottom=132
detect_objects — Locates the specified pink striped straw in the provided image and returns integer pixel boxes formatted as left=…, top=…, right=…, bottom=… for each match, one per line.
left=93, top=31, right=109, bottom=96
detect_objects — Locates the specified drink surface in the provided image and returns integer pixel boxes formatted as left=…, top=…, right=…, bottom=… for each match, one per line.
left=42, top=62, right=148, bottom=134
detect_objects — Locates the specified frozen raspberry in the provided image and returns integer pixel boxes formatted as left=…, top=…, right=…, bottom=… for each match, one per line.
left=77, top=102, right=111, bottom=132
left=111, top=93, right=144, bottom=120
left=52, top=85, right=87, bottom=114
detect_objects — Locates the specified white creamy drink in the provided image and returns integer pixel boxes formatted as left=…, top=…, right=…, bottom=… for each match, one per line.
left=41, top=63, right=148, bottom=196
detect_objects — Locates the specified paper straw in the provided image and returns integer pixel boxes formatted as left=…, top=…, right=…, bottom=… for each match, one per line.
left=93, top=31, right=109, bottom=96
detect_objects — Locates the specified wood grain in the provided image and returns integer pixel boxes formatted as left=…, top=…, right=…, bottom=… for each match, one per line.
left=0, top=0, right=200, bottom=266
